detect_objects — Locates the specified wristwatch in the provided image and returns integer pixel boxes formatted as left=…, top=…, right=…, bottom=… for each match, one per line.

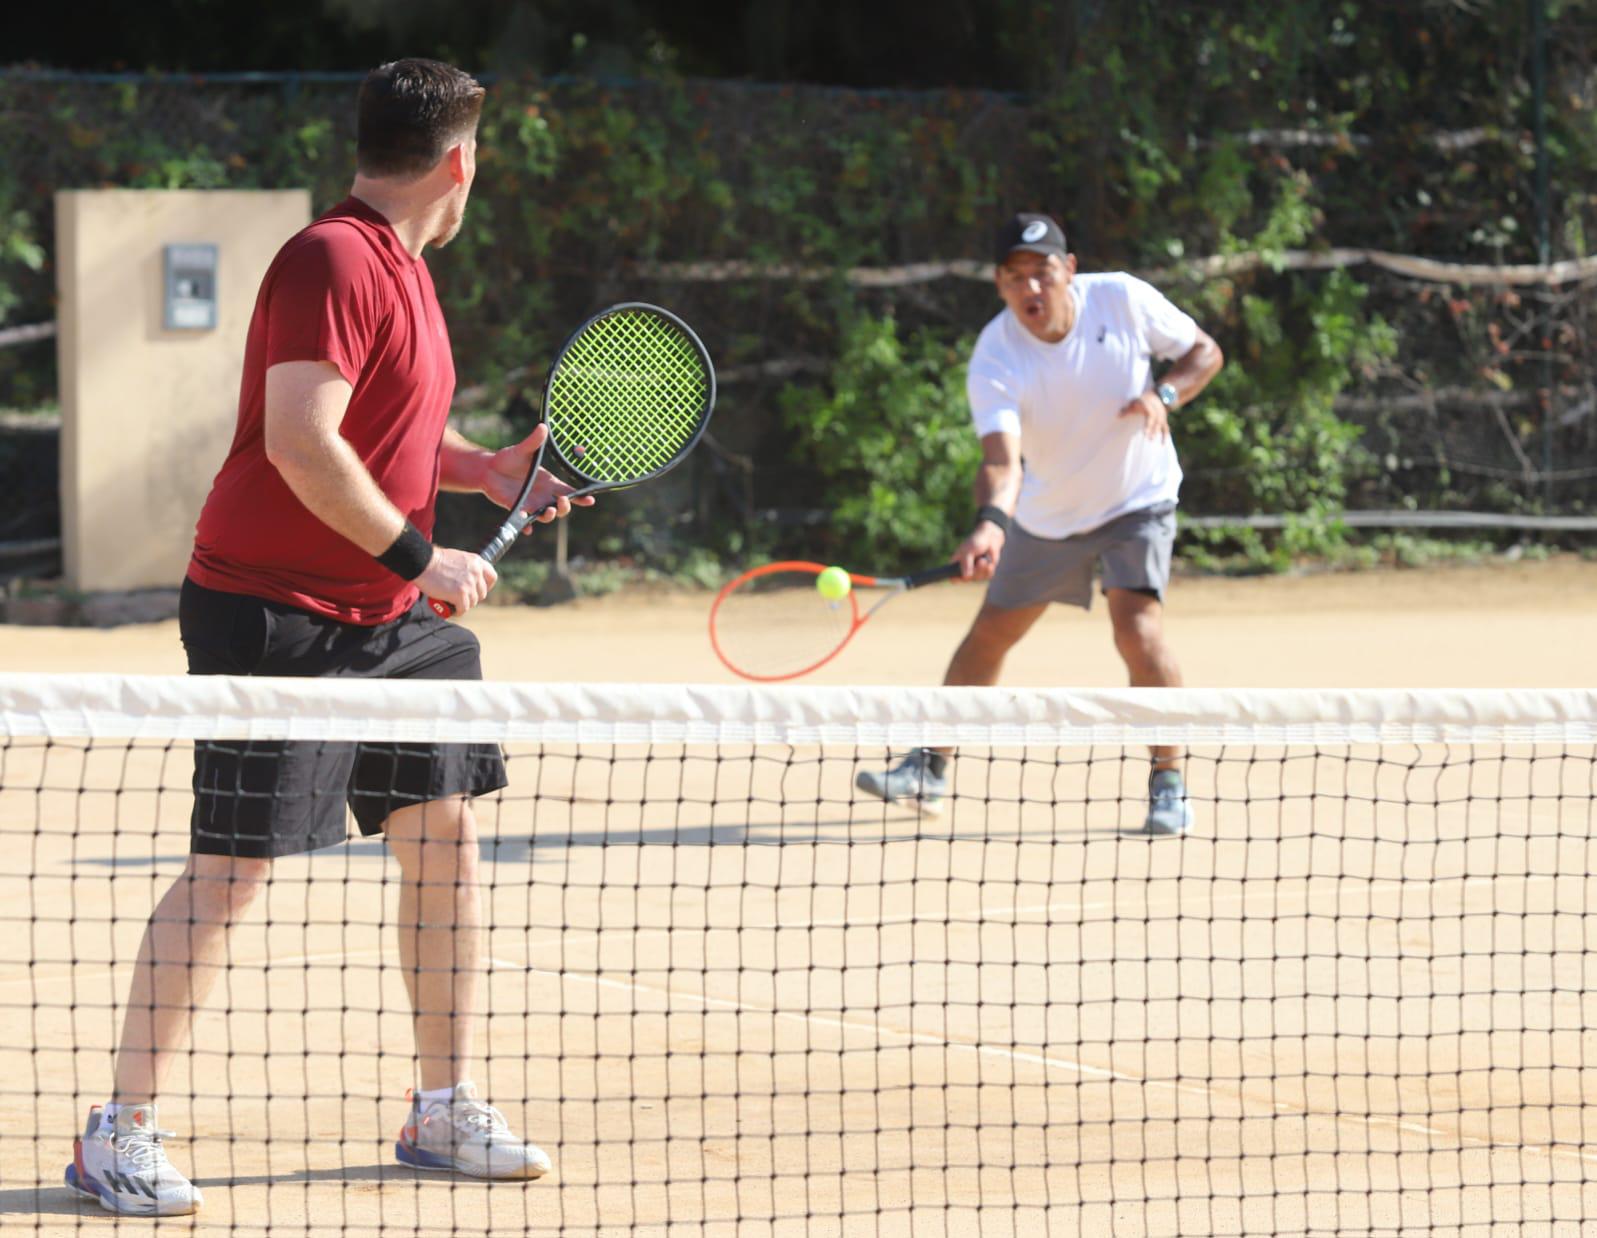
left=1155, top=382, right=1179, bottom=410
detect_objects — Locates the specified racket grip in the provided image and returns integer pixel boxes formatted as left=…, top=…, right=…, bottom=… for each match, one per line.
left=481, top=526, right=519, bottom=564
left=904, top=561, right=965, bottom=589
left=429, top=597, right=455, bottom=619
left=481, top=507, right=550, bottom=565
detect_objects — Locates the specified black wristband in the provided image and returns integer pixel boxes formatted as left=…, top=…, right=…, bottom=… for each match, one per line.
left=375, top=521, right=434, bottom=581
left=973, top=505, right=1011, bottom=535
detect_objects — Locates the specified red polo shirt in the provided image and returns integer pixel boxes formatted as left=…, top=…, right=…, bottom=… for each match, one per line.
left=188, top=197, right=455, bottom=624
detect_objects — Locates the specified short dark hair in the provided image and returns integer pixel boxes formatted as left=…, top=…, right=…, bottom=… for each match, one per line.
left=357, top=59, right=486, bottom=179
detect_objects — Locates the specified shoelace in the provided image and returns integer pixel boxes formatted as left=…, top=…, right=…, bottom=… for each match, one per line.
left=114, top=1126, right=176, bottom=1173
left=434, top=1098, right=511, bottom=1136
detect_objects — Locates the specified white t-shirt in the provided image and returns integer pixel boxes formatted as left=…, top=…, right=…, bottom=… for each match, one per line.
left=966, top=272, right=1199, bottom=539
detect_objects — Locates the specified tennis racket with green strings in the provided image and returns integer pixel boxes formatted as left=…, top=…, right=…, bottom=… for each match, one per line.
left=430, top=302, right=715, bottom=617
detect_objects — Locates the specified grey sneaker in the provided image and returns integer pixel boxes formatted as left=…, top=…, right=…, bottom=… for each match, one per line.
left=1139, top=769, right=1193, bottom=837
left=854, top=749, right=949, bottom=816
left=65, top=1103, right=203, bottom=1216
left=395, top=1083, right=551, bottom=1180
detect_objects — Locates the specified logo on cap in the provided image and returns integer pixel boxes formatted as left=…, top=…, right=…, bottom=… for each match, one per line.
left=1021, top=221, right=1047, bottom=243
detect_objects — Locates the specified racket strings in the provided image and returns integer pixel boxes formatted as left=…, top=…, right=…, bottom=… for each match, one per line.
left=548, top=309, right=709, bottom=483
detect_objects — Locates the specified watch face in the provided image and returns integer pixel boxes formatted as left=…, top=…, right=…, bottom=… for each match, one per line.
left=1157, top=383, right=1178, bottom=408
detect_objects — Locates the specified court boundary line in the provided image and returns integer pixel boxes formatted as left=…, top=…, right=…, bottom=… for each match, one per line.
left=510, top=950, right=1597, bottom=1172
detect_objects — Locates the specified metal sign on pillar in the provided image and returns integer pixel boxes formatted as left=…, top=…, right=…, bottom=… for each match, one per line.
left=163, top=243, right=219, bottom=331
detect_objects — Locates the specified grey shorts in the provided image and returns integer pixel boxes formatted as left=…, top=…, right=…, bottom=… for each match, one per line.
left=986, top=501, right=1177, bottom=611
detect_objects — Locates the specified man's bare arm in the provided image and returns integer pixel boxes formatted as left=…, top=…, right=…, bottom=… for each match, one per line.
left=1118, top=328, right=1225, bottom=439
left=264, top=362, right=409, bottom=553
left=262, top=360, right=495, bottom=612
left=973, top=430, right=1023, bottom=514
left=438, top=423, right=592, bottom=525
left=953, top=431, right=1022, bottom=580
left=438, top=426, right=494, bottom=494
left=1159, top=328, right=1224, bottom=407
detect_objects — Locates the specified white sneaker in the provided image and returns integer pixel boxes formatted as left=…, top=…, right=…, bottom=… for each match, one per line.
left=65, top=1103, right=203, bottom=1216
left=1138, top=769, right=1194, bottom=837
left=394, top=1083, right=551, bottom=1180
left=854, top=749, right=949, bottom=816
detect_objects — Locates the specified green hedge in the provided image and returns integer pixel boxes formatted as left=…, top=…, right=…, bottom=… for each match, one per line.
left=2, top=2, right=1590, bottom=573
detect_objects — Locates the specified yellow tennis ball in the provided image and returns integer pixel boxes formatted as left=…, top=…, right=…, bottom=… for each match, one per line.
left=816, top=566, right=852, bottom=602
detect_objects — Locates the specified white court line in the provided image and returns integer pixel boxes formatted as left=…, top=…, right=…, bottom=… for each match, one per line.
left=505, top=954, right=1597, bottom=1170
left=979, top=871, right=1547, bottom=921
left=10, top=938, right=1595, bottom=1172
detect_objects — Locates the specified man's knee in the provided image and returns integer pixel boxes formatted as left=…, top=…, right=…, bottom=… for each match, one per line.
left=1109, top=593, right=1167, bottom=651
left=1115, top=610, right=1162, bottom=650
left=963, top=605, right=1041, bottom=658
left=387, top=797, right=477, bottom=843
left=181, top=854, right=270, bottom=921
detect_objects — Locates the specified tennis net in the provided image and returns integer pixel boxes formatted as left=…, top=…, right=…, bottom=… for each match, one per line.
left=2, top=673, right=1595, bottom=1237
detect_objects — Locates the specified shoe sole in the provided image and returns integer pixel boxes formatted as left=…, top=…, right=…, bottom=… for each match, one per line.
left=1133, top=805, right=1194, bottom=838
left=395, top=1141, right=549, bottom=1181
left=862, top=794, right=945, bottom=818
left=65, top=1163, right=201, bottom=1216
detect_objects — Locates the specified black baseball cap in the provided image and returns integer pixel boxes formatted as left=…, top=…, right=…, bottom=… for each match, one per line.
left=994, top=212, right=1067, bottom=265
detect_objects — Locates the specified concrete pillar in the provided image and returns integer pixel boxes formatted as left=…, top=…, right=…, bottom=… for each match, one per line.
left=55, top=189, right=311, bottom=591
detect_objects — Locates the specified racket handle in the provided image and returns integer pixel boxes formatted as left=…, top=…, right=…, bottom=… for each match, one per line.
left=481, top=505, right=555, bottom=565
left=481, top=524, right=520, bottom=565
left=430, top=508, right=557, bottom=620
left=903, top=561, right=966, bottom=589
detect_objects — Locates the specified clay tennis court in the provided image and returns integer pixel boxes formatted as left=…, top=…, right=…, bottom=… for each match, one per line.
left=2, top=559, right=1595, bottom=1236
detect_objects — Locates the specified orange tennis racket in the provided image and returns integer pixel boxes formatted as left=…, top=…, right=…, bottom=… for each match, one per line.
left=708, top=559, right=962, bottom=682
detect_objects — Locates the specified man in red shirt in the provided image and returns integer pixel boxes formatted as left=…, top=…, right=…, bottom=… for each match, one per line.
left=66, top=60, right=578, bottom=1215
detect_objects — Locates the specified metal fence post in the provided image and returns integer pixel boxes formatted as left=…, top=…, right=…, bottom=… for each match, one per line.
left=1533, top=0, right=1554, bottom=507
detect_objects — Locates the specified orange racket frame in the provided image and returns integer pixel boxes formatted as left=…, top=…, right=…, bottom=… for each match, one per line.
left=708, top=559, right=962, bottom=682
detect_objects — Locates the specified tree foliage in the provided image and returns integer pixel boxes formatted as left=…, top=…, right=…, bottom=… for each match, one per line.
left=780, top=315, right=980, bottom=569
left=2, top=0, right=1592, bottom=572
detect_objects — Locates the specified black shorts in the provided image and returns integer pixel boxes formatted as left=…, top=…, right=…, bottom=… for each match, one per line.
left=180, top=578, right=509, bottom=859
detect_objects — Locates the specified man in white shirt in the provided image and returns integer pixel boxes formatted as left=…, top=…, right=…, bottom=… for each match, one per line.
left=856, top=213, right=1224, bottom=834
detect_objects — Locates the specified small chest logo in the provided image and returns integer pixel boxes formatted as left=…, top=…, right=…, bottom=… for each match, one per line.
left=1096, top=325, right=1107, bottom=344
left=1021, top=221, right=1047, bottom=243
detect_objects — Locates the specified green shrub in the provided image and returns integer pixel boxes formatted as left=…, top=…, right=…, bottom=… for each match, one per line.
left=780, top=313, right=980, bottom=569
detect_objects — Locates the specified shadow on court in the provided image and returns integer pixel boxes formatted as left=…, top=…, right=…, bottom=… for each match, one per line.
left=0, top=1164, right=508, bottom=1220
left=188, top=1163, right=507, bottom=1190
left=486, top=818, right=1101, bottom=857
left=67, top=814, right=1149, bottom=876
left=70, top=854, right=189, bottom=869
left=0, top=1185, right=88, bottom=1218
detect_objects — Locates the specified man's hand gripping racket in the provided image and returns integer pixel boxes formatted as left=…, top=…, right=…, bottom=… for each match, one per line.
left=429, top=303, right=716, bottom=617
